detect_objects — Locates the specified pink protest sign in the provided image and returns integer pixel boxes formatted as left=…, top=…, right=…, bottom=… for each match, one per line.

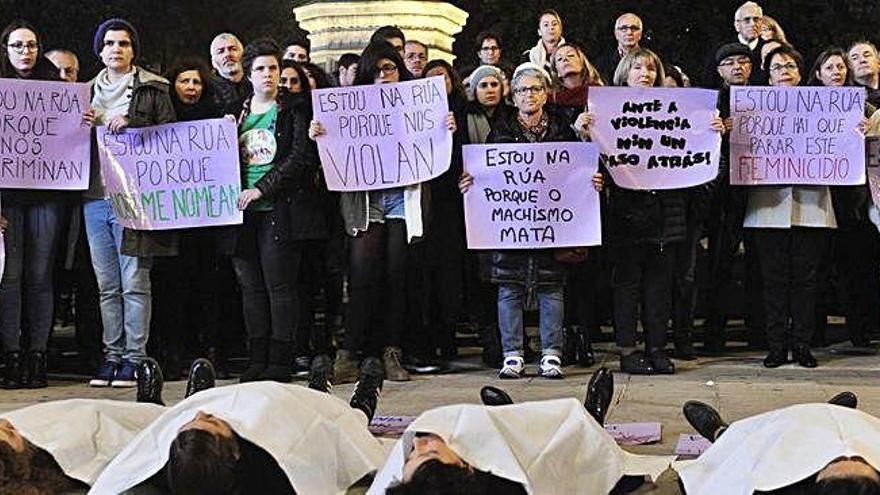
left=867, top=137, right=880, bottom=209
left=0, top=79, right=90, bottom=190
left=675, top=433, right=713, bottom=456
left=730, top=86, right=866, bottom=186
left=463, top=142, right=601, bottom=249
left=97, top=118, right=243, bottom=230
left=311, top=76, right=452, bottom=191
left=369, top=416, right=416, bottom=436
left=588, top=87, right=721, bottom=190
left=604, top=422, right=662, bottom=445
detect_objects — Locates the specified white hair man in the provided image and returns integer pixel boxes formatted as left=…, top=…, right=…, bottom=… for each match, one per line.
left=209, top=32, right=251, bottom=114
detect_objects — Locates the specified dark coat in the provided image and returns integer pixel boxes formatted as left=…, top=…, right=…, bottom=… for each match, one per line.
left=607, top=184, right=687, bottom=248
left=210, top=73, right=252, bottom=116
left=487, top=108, right=574, bottom=287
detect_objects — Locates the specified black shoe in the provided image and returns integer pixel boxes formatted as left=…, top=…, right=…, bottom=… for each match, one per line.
left=350, top=357, right=384, bottom=422
left=620, top=352, right=654, bottom=375
left=260, top=340, right=293, bottom=383
left=762, top=348, right=788, bottom=368
left=828, top=391, right=858, bottom=409
left=136, top=358, right=165, bottom=405
left=185, top=358, right=216, bottom=398
left=1, top=352, right=23, bottom=389
left=683, top=400, right=727, bottom=442
left=292, top=355, right=312, bottom=376
left=402, top=354, right=442, bottom=374
left=241, top=338, right=268, bottom=383
left=649, top=349, right=675, bottom=374
left=584, top=367, right=613, bottom=426
left=574, top=326, right=596, bottom=367
left=480, top=385, right=513, bottom=406
left=792, top=345, right=817, bottom=368
left=308, top=355, right=334, bottom=393
left=27, top=351, right=47, bottom=389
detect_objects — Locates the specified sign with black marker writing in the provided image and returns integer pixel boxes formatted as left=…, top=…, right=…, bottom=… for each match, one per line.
left=311, top=76, right=452, bottom=191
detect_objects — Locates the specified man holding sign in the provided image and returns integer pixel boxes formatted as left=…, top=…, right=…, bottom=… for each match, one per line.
left=461, top=63, right=602, bottom=380
left=0, top=20, right=90, bottom=389
left=584, top=48, right=724, bottom=376
left=309, top=41, right=456, bottom=383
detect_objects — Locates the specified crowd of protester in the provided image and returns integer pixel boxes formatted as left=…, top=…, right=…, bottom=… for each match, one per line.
left=2, top=0, right=880, bottom=395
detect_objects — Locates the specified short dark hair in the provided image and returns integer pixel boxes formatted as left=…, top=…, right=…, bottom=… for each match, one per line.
left=475, top=31, right=502, bottom=50
left=355, top=41, right=412, bottom=85
left=284, top=36, right=310, bottom=53
left=423, top=58, right=467, bottom=102
left=280, top=59, right=311, bottom=94
left=538, top=9, right=562, bottom=24
left=337, top=53, right=360, bottom=70
left=167, top=429, right=241, bottom=495
left=386, top=460, right=485, bottom=495
left=765, top=44, right=804, bottom=82
left=165, top=55, right=214, bottom=105
left=0, top=438, right=79, bottom=493
left=302, top=61, right=332, bottom=89
left=812, top=477, right=880, bottom=495
left=807, top=47, right=853, bottom=86
left=370, top=25, right=405, bottom=45
left=241, top=37, right=282, bottom=75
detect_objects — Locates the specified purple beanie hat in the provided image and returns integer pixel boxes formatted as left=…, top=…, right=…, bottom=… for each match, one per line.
left=93, top=18, right=140, bottom=59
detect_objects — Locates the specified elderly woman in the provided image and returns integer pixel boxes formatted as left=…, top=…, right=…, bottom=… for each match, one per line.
left=746, top=45, right=841, bottom=369
left=549, top=41, right=604, bottom=109
left=460, top=63, right=601, bottom=379
left=0, top=20, right=65, bottom=389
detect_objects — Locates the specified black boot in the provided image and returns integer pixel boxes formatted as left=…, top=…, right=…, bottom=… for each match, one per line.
left=240, top=338, right=268, bottom=383
left=260, top=340, right=292, bottom=383
left=574, top=326, right=596, bottom=367
left=2, top=352, right=23, bottom=389
left=683, top=400, right=727, bottom=442
left=480, top=385, right=513, bottom=406
left=479, top=325, right=502, bottom=368
left=185, top=358, right=216, bottom=398
left=584, top=367, right=614, bottom=426
left=136, top=358, right=165, bottom=405
left=27, top=351, right=48, bottom=389
left=308, top=354, right=334, bottom=393
left=674, top=329, right=696, bottom=361
left=350, top=357, right=384, bottom=422
left=828, top=391, right=858, bottom=409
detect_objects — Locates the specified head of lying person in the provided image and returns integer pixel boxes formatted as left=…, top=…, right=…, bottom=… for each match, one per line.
left=812, top=457, right=880, bottom=495
left=0, top=418, right=78, bottom=494
left=167, top=411, right=242, bottom=494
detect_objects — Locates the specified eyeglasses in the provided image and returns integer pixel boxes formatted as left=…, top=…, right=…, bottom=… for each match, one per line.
left=719, top=57, right=752, bottom=68
left=480, top=46, right=500, bottom=52
left=514, top=85, right=545, bottom=95
left=7, top=41, right=38, bottom=54
left=770, top=62, right=798, bottom=73
left=616, top=25, right=641, bottom=33
left=377, top=63, right=398, bottom=76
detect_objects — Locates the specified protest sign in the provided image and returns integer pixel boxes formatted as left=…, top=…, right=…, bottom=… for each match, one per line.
left=463, top=142, right=601, bottom=249
left=0, top=79, right=90, bottom=190
left=868, top=136, right=880, bottom=210
left=730, top=86, right=865, bottom=186
left=312, top=75, right=452, bottom=191
left=97, top=118, right=242, bottom=230
left=588, top=86, right=721, bottom=190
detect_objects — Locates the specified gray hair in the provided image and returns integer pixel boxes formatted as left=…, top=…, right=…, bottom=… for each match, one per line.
left=210, top=33, right=242, bottom=53
left=735, top=1, right=763, bottom=21
left=512, top=62, right=551, bottom=91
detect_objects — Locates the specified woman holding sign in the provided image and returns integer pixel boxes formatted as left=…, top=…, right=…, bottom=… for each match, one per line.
left=0, top=20, right=65, bottom=389
left=308, top=42, right=457, bottom=384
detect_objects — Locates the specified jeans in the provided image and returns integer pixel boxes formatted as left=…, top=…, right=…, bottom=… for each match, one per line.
left=612, top=242, right=676, bottom=350
left=497, top=283, right=564, bottom=357
left=0, top=199, right=65, bottom=352
left=84, top=199, right=153, bottom=363
left=233, top=211, right=298, bottom=343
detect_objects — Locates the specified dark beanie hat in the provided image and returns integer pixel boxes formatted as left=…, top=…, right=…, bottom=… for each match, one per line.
left=715, top=43, right=753, bottom=65
left=93, top=18, right=140, bottom=59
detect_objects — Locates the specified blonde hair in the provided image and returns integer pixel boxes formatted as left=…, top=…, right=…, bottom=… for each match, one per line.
left=612, top=48, right=665, bottom=87
left=762, top=15, right=787, bottom=43
left=550, top=42, right=604, bottom=87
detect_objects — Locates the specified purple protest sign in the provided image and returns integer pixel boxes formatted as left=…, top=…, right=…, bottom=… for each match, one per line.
left=463, top=142, right=601, bottom=249
left=369, top=416, right=417, bottom=436
left=588, top=87, right=721, bottom=190
left=96, top=118, right=242, bottom=230
left=0, top=79, right=90, bottom=190
left=311, top=76, right=452, bottom=191
left=675, top=433, right=713, bottom=456
left=866, top=137, right=880, bottom=210
left=730, top=86, right=866, bottom=186
left=604, top=422, right=662, bottom=445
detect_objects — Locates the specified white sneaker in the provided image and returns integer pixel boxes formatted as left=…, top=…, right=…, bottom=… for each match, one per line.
left=498, top=356, right=525, bottom=379
left=538, top=355, right=564, bottom=379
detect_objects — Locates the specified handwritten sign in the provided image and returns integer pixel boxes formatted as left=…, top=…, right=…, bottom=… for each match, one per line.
left=369, top=416, right=417, bottom=436
left=588, top=87, right=721, bottom=190
left=0, top=79, right=90, bottom=190
left=312, top=76, right=452, bottom=191
left=463, top=142, right=601, bottom=249
left=604, top=422, right=662, bottom=445
left=730, top=86, right=866, bottom=185
left=97, top=118, right=242, bottom=230
left=675, top=433, right=713, bottom=456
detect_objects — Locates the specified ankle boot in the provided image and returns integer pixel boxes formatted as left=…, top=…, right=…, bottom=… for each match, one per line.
left=260, top=340, right=293, bottom=383
left=185, top=358, right=216, bottom=397
left=136, top=358, right=165, bottom=405
left=574, top=326, right=596, bottom=367
left=240, top=338, right=268, bottom=382
left=2, top=352, right=23, bottom=389
left=27, top=351, right=48, bottom=389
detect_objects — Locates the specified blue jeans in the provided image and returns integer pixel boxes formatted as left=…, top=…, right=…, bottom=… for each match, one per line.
left=83, top=199, right=152, bottom=363
left=497, top=283, right=564, bottom=357
left=0, top=199, right=65, bottom=351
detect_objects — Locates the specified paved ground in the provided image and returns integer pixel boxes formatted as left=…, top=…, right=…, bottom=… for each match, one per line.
left=3, top=340, right=879, bottom=460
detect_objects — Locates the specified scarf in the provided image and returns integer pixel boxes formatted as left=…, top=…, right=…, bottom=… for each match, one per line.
left=91, top=67, right=136, bottom=125
left=467, top=109, right=494, bottom=145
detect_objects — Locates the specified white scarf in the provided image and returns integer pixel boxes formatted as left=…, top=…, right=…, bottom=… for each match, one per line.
left=91, top=67, right=136, bottom=125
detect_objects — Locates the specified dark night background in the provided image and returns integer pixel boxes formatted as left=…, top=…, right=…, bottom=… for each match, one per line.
left=2, top=0, right=878, bottom=85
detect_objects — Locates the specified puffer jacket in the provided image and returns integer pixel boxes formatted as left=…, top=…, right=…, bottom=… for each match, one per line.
left=607, top=187, right=687, bottom=247
left=487, top=107, right=574, bottom=286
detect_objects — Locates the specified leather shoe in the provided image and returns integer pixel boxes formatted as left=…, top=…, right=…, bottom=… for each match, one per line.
left=185, top=358, right=216, bottom=398
left=683, top=400, right=727, bottom=442
left=762, top=348, right=788, bottom=368
left=480, top=385, right=513, bottom=406
left=792, top=345, right=818, bottom=368
left=649, top=349, right=676, bottom=374
left=828, top=391, right=857, bottom=409
left=584, top=368, right=613, bottom=426
left=136, top=357, right=165, bottom=405
left=620, top=352, right=654, bottom=375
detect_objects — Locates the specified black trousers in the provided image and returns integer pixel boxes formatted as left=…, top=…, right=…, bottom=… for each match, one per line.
left=704, top=184, right=746, bottom=335
left=612, top=242, right=677, bottom=350
left=294, top=240, right=333, bottom=356
left=834, top=223, right=880, bottom=341
left=751, top=227, right=830, bottom=351
left=420, top=204, right=465, bottom=356
left=672, top=218, right=701, bottom=340
left=233, top=211, right=298, bottom=343
left=344, top=220, right=407, bottom=356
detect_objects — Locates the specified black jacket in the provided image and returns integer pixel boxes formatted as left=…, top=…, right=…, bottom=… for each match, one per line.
left=210, top=73, right=252, bottom=116
left=487, top=108, right=575, bottom=287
